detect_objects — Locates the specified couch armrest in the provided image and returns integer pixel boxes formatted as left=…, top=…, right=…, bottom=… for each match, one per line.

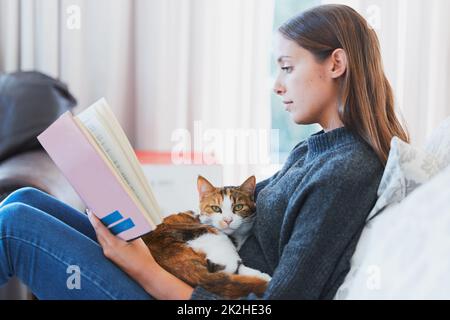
left=0, top=150, right=85, bottom=212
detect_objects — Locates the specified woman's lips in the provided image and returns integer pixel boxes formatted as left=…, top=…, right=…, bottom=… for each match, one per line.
left=283, top=101, right=293, bottom=111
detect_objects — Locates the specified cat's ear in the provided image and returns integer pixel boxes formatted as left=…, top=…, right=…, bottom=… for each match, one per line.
left=239, top=175, right=256, bottom=195
left=197, top=175, right=216, bottom=198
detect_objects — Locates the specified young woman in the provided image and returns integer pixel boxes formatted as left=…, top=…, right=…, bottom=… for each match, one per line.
left=0, top=4, right=408, bottom=299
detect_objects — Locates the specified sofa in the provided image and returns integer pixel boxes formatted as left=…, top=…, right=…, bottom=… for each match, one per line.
left=1, top=117, right=449, bottom=299
left=335, top=117, right=450, bottom=299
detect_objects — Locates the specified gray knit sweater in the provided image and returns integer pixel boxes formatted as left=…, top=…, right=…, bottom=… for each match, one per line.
left=190, top=126, right=384, bottom=300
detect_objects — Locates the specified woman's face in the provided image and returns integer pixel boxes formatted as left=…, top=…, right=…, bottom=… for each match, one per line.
left=273, top=32, right=344, bottom=131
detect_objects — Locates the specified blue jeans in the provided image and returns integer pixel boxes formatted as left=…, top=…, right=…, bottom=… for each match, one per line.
left=0, top=187, right=153, bottom=300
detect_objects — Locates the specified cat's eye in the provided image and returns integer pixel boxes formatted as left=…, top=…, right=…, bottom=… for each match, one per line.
left=211, top=206, right=222, bottom=213
left=234, top=204, right=244, bottom=211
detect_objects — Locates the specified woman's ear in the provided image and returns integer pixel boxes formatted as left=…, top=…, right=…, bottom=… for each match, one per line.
left=329, top=48, right=347, bottom=79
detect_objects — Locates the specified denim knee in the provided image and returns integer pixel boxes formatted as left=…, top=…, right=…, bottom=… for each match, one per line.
left=0, top=202, right=30, bottom=234
left=0, top=187, right=46, bottom=207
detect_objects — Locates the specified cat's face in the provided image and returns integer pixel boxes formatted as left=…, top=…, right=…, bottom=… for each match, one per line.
left=197, top=175, right=256, bottom=235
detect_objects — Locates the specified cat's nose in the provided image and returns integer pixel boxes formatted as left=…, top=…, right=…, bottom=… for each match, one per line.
left=223, top=217, right=233, bottom=225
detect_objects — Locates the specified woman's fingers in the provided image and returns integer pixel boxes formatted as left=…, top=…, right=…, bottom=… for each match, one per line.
left=86, top=208, right=120, bottom=247
left=86, top=208, right=106, bottom=244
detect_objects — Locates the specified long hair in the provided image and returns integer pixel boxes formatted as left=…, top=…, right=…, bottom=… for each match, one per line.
left=279, top=4, right=409, bottom=165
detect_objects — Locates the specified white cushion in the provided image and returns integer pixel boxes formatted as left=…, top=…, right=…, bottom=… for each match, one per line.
left=366, top=137, right=441, bottom=221
left=335, top=164, right=450, bottom=299
left=424, top=116, right=450, bottom=169
left=336, top=117, right=450, bottom=299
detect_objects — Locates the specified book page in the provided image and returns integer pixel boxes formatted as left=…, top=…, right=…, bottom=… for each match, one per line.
left=75, top=99, right=162, bottom=225
left=99, top=103, right=162, bottom=212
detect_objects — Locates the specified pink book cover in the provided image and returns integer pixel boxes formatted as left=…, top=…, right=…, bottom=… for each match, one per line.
left=37, top=111, right=155, bottom=241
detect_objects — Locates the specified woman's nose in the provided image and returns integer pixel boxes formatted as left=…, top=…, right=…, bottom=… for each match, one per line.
left=273, top=84, right=286, bottom=96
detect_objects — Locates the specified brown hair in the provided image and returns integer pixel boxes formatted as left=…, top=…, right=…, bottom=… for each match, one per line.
left=279, top=4, right=409, bottom=165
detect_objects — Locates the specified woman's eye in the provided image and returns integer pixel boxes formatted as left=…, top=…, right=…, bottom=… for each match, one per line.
left=281, top=66, right=293, bottom=73
left=211, top=206, right=222, bottom=213
left=234, top=204, right=244, bottom=211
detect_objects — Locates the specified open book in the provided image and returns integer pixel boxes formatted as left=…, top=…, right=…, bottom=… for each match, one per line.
left=37, top=98, right=163, bottom=241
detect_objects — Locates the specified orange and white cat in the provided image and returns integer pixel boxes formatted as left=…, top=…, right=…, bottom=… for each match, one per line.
left=142, top=175, right=271, bottom=299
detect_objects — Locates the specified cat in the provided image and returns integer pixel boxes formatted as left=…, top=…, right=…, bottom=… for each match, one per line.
left=141, top=175, right=271, bottom=299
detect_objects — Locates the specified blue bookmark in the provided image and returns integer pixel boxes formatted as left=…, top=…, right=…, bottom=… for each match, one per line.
left=109, top=218, right=136, bottom=235
left=100, top=210, right=123, bottom=227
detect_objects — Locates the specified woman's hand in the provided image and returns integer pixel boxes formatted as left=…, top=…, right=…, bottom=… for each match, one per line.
left=86, top=208, right=194, bottom=299
left=86, top=208, right=157, bottom=280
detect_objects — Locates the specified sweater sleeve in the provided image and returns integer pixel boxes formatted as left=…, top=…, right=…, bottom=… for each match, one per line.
left=190, top=163, right=381, bottom=300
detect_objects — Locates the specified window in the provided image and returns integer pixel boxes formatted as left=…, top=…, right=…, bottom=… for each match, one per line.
left=270, top=0, right=321, bottom=162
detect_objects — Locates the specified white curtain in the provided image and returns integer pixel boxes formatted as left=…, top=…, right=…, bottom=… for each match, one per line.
left=321, top=0, right=450, bottom=146
left=134, top=0, right=275, bottom=184
left=0, top=0, right=275, bottom=184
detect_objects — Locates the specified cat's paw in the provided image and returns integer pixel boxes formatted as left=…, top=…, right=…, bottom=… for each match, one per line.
left=258, top=272, right=272, bottom=282
left=239, top=265, right=272, bottom=282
